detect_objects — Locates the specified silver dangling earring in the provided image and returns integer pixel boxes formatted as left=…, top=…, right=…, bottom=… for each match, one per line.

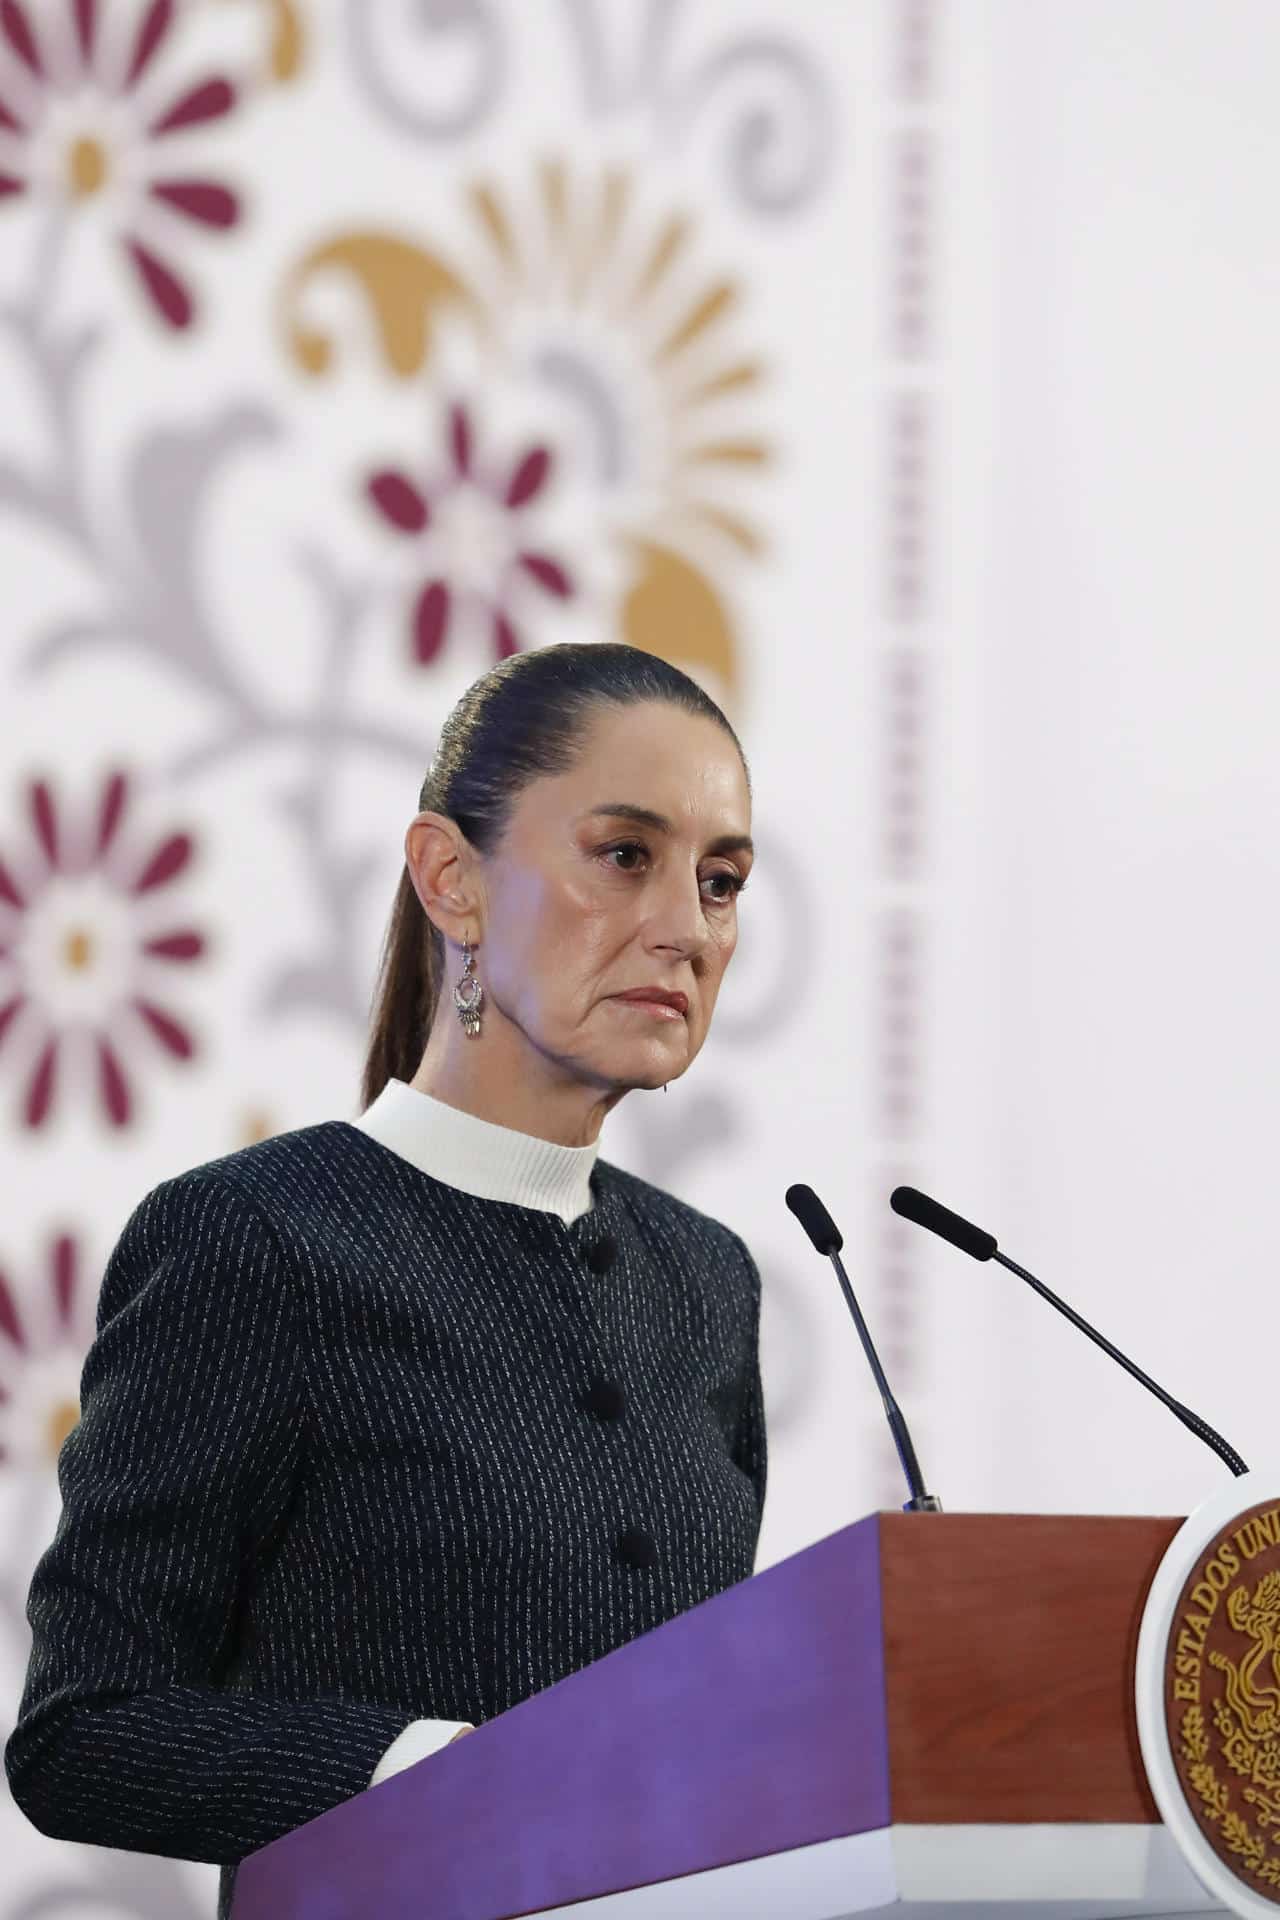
left=453, top=934, right=484, bottom=1039
left=662, top=1082, right=668, bottom=1093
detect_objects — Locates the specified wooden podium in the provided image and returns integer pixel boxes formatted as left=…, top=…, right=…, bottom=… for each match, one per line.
left=230, top=1513, right=1227, bottom=1917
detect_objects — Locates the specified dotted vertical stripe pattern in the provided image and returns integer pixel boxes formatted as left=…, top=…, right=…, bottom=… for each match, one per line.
left=870, top=0, right=941, bottom=1503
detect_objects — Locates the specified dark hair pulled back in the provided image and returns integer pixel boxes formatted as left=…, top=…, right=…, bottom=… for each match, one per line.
left=359, top=642, right=748, bottom=1113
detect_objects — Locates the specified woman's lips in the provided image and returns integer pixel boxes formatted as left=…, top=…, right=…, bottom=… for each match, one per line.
left=611, top=995, right=687, bottom=1020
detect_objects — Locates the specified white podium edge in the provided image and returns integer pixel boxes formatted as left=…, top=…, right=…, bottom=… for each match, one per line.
left=529, top=1822, right=1221, bottom=1917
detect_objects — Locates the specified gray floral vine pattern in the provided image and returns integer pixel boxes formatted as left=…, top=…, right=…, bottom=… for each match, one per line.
left=0, top=283, right=435, bottom=1049
left=345, top=0, right=508, bottom=141
left=344, top=0, right=836, bottom=215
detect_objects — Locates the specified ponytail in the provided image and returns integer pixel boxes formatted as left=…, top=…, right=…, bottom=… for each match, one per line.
left=359, top=866, right=441, bottom=1114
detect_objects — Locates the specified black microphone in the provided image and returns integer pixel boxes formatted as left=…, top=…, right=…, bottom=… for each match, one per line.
left=786, top=1183, right=942, bottom=1512
left=889, top=1185, right=1248, bottom=1478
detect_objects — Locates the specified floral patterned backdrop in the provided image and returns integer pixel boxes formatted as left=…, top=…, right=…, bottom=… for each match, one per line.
left=10, top=0, right=1279, bottom=1909
left=0, top=0, right=921, bottom=1907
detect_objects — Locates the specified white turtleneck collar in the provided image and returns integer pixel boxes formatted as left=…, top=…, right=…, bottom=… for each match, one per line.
left=349, top=1077, right=600, bottom=1225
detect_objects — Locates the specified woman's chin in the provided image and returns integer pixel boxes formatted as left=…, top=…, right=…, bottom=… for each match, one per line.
left=576, top=1020, right=695, bottom=1092
left=629, top=1040, right=693, bottom=1090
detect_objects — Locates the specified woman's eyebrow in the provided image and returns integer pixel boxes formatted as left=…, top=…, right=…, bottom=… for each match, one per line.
left=584, top=802, right=754, bottom=857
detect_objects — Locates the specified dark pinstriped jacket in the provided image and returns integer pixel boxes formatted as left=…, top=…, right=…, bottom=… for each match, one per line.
left=3, top=1121, right=767, bottom=1919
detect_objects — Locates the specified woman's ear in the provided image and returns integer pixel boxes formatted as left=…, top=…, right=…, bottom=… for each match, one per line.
left=404, top=811, right=484, bottom=945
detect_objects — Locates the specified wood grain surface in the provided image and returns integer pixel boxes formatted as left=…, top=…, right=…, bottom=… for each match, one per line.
left=880, top=1512, right=1182, bottom=1822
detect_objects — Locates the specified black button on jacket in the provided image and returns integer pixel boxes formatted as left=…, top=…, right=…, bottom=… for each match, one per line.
left=3, top=1122, right=767, bottom=1920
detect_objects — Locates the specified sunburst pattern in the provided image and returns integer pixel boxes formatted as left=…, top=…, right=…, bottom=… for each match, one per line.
left=458, top=158, right=773, bottom=560
left=281, top=159, right=775, bottom=699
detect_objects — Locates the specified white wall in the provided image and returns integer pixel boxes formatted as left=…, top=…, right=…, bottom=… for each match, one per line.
left=975, top=0, right=1280, bottom=1515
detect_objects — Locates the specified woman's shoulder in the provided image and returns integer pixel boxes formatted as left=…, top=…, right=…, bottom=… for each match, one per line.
left=119, top=1121, right=375, bottom=1260
left=145, top=1118, right=354, bottom=1202
left=597, top=1157, right=755, bottom=1281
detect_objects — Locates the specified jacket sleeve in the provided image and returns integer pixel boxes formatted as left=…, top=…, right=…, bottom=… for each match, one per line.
left=3, top=1171, right=414, bottom=1867
left=730, top=1236, right=768, bottom=1535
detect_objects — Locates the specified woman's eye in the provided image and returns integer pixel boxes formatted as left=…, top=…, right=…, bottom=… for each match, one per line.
left=602, top=840, right=744, bottom=898
left=705, top=872, right=748, bottom=902
left=603, top=841, right=648, bottom=871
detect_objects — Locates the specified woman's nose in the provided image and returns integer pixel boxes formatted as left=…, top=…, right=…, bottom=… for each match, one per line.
left=650, top=871, right=711, bottom=953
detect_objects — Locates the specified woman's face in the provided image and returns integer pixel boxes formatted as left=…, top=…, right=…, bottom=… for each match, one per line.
left=474, top=699, right=753, bottom=1091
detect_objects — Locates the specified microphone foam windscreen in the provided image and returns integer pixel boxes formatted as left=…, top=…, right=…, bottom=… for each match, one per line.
left=890, top=1186, right=998, bottom=1261
left=785, top=1183, right=843, bottom=1256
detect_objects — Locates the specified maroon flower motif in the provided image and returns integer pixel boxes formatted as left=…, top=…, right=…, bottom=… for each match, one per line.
left=0, top=769, right=207, bottom=1130
left=365, top=401, right=574, bottom=666
left=0, top=0, right=243, bottom=329
left=0, top=1229, right=96, bottom=1468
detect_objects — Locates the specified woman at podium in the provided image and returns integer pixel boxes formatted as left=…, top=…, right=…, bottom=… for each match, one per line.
left=4, top=640, right=768, bottom=1920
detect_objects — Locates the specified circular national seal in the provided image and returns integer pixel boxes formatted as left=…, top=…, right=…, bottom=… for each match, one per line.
left=1137, top=1473, right=1280, bottom=1919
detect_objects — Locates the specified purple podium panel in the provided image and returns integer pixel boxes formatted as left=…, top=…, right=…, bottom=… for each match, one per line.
left=232, top=1514, right=889, bottom=1920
